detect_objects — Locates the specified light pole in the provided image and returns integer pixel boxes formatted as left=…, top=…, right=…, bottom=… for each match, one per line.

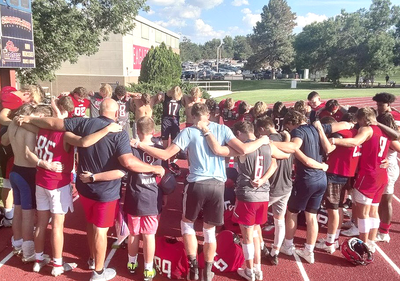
left=216, top=42, right=223, bottom=73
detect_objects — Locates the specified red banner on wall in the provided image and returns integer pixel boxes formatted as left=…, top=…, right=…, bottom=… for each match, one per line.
left=133, top=45, right=149, bottom=70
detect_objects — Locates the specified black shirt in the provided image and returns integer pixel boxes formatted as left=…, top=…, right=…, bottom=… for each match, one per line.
left=64, top=116, right=131, bottom=202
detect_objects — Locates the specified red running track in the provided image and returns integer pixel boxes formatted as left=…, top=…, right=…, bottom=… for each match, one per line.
left=1, top=96, right=400, bottom=280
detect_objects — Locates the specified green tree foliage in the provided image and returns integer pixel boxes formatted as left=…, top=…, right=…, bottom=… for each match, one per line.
left=247, top=0, right=296, bottom=78
left=18, top=0, right=147, bottom=84
left=233, top=35, right=253, bottom=60
left=139, top=42, right=182, bottom=86
left=179, top=37, right=202, bottom=62
left=222, top=36, right=234, bottom=58
left=202, top=39, right=222, bottom=59
left=394, top=20, right=400, bottom=66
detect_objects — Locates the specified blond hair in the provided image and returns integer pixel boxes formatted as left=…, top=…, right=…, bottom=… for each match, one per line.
left=100, top=84, right=112, bottom=98
left=356, top=107, right=377, bottom=125
left=167, top=86, right=182, bottom=101
left=190, top=87, right=202, bottom=98
left=253, top=101, right=268, bottom=118
left=20, top=85, right=45, bottom=104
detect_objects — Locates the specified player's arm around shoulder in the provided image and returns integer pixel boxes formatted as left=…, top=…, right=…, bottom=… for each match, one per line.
left=270, top=142, right=291, bottom=160
left=333, top=126, right=372, bottom=147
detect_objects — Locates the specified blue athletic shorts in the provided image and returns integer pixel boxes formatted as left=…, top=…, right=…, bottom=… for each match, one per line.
left=10, top=165, right=36, bottom=210
left=161, top=117, right=180, bottom=140
left=288, top=176, right=327, bottom=214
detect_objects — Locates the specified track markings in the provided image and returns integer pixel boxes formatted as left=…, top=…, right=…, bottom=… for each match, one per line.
left=0, top=252, right=14, bottom=270
left=293, top=253, right=310, bottom=281
left=376, top=245, right=400, bottom=276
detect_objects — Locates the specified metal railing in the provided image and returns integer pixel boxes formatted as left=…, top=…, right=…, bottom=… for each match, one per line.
left=184, top=80, right=231, bottom=92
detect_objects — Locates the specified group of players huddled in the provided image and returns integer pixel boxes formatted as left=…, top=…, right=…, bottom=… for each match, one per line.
left=0, top=83, right=399, bottom=281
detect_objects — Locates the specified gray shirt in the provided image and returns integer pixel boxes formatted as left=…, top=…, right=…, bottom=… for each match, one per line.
left=268, top=133, right=293, bottom=197
left=236, top=141, right=271, bottom=202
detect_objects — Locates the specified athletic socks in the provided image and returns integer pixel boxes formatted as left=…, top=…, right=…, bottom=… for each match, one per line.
left=260, top=240, right=265, bottom=251
left=284, top=239, right=293, bottom=247
left=4, top=207, right=14, bottom=220
left=254, top=263, right=261, bottom=272
left=144, top=262, right=153, bottom=271
left=379, top=222, right=391, bottom=234
left=12, top=237, right=23, bottom=248
left=35, top=252, right=44, bottom=261
left=128, top=254, right=138, bottom=264
left=335, top=229, right=341, bottom=239
left=326, top=233, right=335, bottom=245
left=271, top=248, right=279, bottom=257
left=305, top=243, right=314, bottom=252
left=53, top=258, right=63, bottom=266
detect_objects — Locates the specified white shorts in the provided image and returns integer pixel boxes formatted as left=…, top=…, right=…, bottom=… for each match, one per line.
left=352, top=188, right=374, bottom=206
left=269, top=193, right=290, bottom=217
left=36, top=184, right=74, bottom=214
left=3, top=179, right=11, bottom=189
left=383, top=164, right=399, bottom=195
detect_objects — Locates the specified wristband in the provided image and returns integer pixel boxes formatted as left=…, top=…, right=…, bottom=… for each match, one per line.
left=204, top=132, right=211, bottom=137
left=331, top=138, right=335, bottom=145
left=37, top=159, right=42, bottom=167
left=90, top=174, right=95, bottom=183
left=133, top=140, right=140, bottom=148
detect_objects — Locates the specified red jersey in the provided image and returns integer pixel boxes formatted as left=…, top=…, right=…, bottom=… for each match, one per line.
left=358, top=125, right=389, bottom=176
left=223, top=202, right=241, bottom=234
left=219, top=100, right=241, bottom=128
left=318, top=109, right=344, bottom=122
left=327, top=129, right=360, bottom=177
left=154, top=237, right=188, bottom=279
left=36, top=129, right=74, bottom=190
left=0, top=86, right=21, bottom=111
left=390, top=110, right=400, bottom=127
left=68, top=94, right=90, bottom=118
left=198, top=230, right=244, bottom=272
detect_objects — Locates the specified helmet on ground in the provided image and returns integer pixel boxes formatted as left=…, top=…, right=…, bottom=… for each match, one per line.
left=159, top=172, right=177, bottom=195
left=341, top=238, right=373, bottom=265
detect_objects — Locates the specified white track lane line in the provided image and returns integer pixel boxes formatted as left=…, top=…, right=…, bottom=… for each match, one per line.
left=393, top=194, right=400, bottom=204
left=293, top=252, right=311, bottom=281
left=376, top=245, right=400, bottom=276
left=0, top=192, right=80, bottom=271
left=0, top=252, right=13, bottom=269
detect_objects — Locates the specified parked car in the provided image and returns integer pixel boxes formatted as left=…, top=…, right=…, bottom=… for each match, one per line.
left=198, top=70, right=213, bottom=80
left=212, top=73, right=225, bottom=80
left=242, top=70, right=255, bottom=80
left=256, top=71, right=272, bottom=80
left=181, top=71, right=196, bottom=80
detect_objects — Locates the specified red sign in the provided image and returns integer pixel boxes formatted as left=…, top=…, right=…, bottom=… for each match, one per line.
left=133, top=45, right=149, bottom=70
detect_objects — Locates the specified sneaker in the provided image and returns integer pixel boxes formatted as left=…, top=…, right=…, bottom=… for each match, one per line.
left=90, top=268, right=117, bottom=281
left=375, top=232, right=390, bottom=243
left=280, top=244, right=295, bottom=256
left=254, top=269, right=263, bottom=281
left=366, top=241, right=376, bottom=253
left=342, top=220, right=354, bottom=229
left=237, top=268, right=255, bottom=281
left=295, top=248, right=315, bottom=264
left=317, top=238, right=339, bottom=249
left=266, top=253, right=279, bottom=266
left=33, top=257, right=51, bottom=272
left=22, top=254, right=37, bottom=263
left=315, top=240, right=336, bottom=254
left=127, top=261, right=138, bottom=274
left=51, top=265, right=64, bottom=277
left=261, top=247, right=269, bottom=257
left=0, top=217, right=12, bottom=227
left=13, top=246, right=22, bottom=256
left=201, top=271, right=214, bottom=281
left=341, top=225, right=359, bottom=237
left=88, top=258, right=95, bottom=270
left=188, top=259, right=199, bottom=280
left=144, top=268, right=156, bottom=281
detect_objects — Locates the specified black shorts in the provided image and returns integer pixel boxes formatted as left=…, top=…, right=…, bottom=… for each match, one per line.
left=161, top=117, right=180, bottom=141
left=183, top=179, right=224, bottom=226
left=288, top=176, right=327, bottom=214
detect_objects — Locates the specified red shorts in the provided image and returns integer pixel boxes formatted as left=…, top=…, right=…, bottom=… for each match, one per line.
left=79, top=195, right=118, bottom=228
left=234, top=200, right=269, bottom=226
left=354, top=172, right=387, bottom=204
left=5, top=156, right=13, bottom=179
left=127, top=215, right=159, bottom=235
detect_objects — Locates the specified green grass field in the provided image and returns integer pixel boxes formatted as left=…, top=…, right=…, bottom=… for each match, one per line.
left=218, top=80, right=400, bottom=104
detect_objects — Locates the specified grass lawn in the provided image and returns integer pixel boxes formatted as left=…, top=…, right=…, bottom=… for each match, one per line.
left=220, top=80, right=400, bottom=104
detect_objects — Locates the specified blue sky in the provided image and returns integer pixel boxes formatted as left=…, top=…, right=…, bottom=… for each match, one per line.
left=139, top=0, right=373, bottom=43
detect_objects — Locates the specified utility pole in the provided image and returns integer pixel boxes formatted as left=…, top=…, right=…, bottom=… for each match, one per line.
left=216, top=42, right=223, bottom=73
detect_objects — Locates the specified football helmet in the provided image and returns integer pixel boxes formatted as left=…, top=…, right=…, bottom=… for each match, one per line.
left=341, top=238, right=373, bottom=265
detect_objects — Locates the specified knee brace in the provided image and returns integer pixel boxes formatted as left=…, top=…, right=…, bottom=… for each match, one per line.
left=203, top=227, right=216, bottom=244
left=242, top=243, right=255, bottom=261
left=358, top=218, right=370, bottom=234
left=253, top=230, right=259, bottom=238
left=370, top=217, right=380, bottom=229
left=181, top=220, right=195, bottom=236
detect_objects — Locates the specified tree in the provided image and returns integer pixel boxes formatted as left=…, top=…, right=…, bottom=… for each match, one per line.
left=393, top=19, right=400, bottom=66
left=222, top=36, right=234, bottom=58
left=179, top=37, right=202, bottom=62
left=202, top=39, right=222, bottom=59
left=17, top=0, right=147, bottom=84
left=247, top=0, right=296, bottom=78
left=233, top=35, right=253, bottom=60
left=139, top=42, right=181, bottom=86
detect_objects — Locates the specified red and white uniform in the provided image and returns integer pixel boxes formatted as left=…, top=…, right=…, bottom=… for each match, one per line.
left=390, top=110, right=400, bottom=127
left=36, top=129, right=74, bottom=189
left=154, top=237, right=188, bottom=279
left=67, top=94, right=90, bottom=118
left=327, top=129, right=360, bottom=177
left=198, top=230, right=244, bottom=272
left=318, top=108, right=344, bottom=122
left=219, top=100, right=242, bottom=128
left=354, top=125, right=390, bottom=201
